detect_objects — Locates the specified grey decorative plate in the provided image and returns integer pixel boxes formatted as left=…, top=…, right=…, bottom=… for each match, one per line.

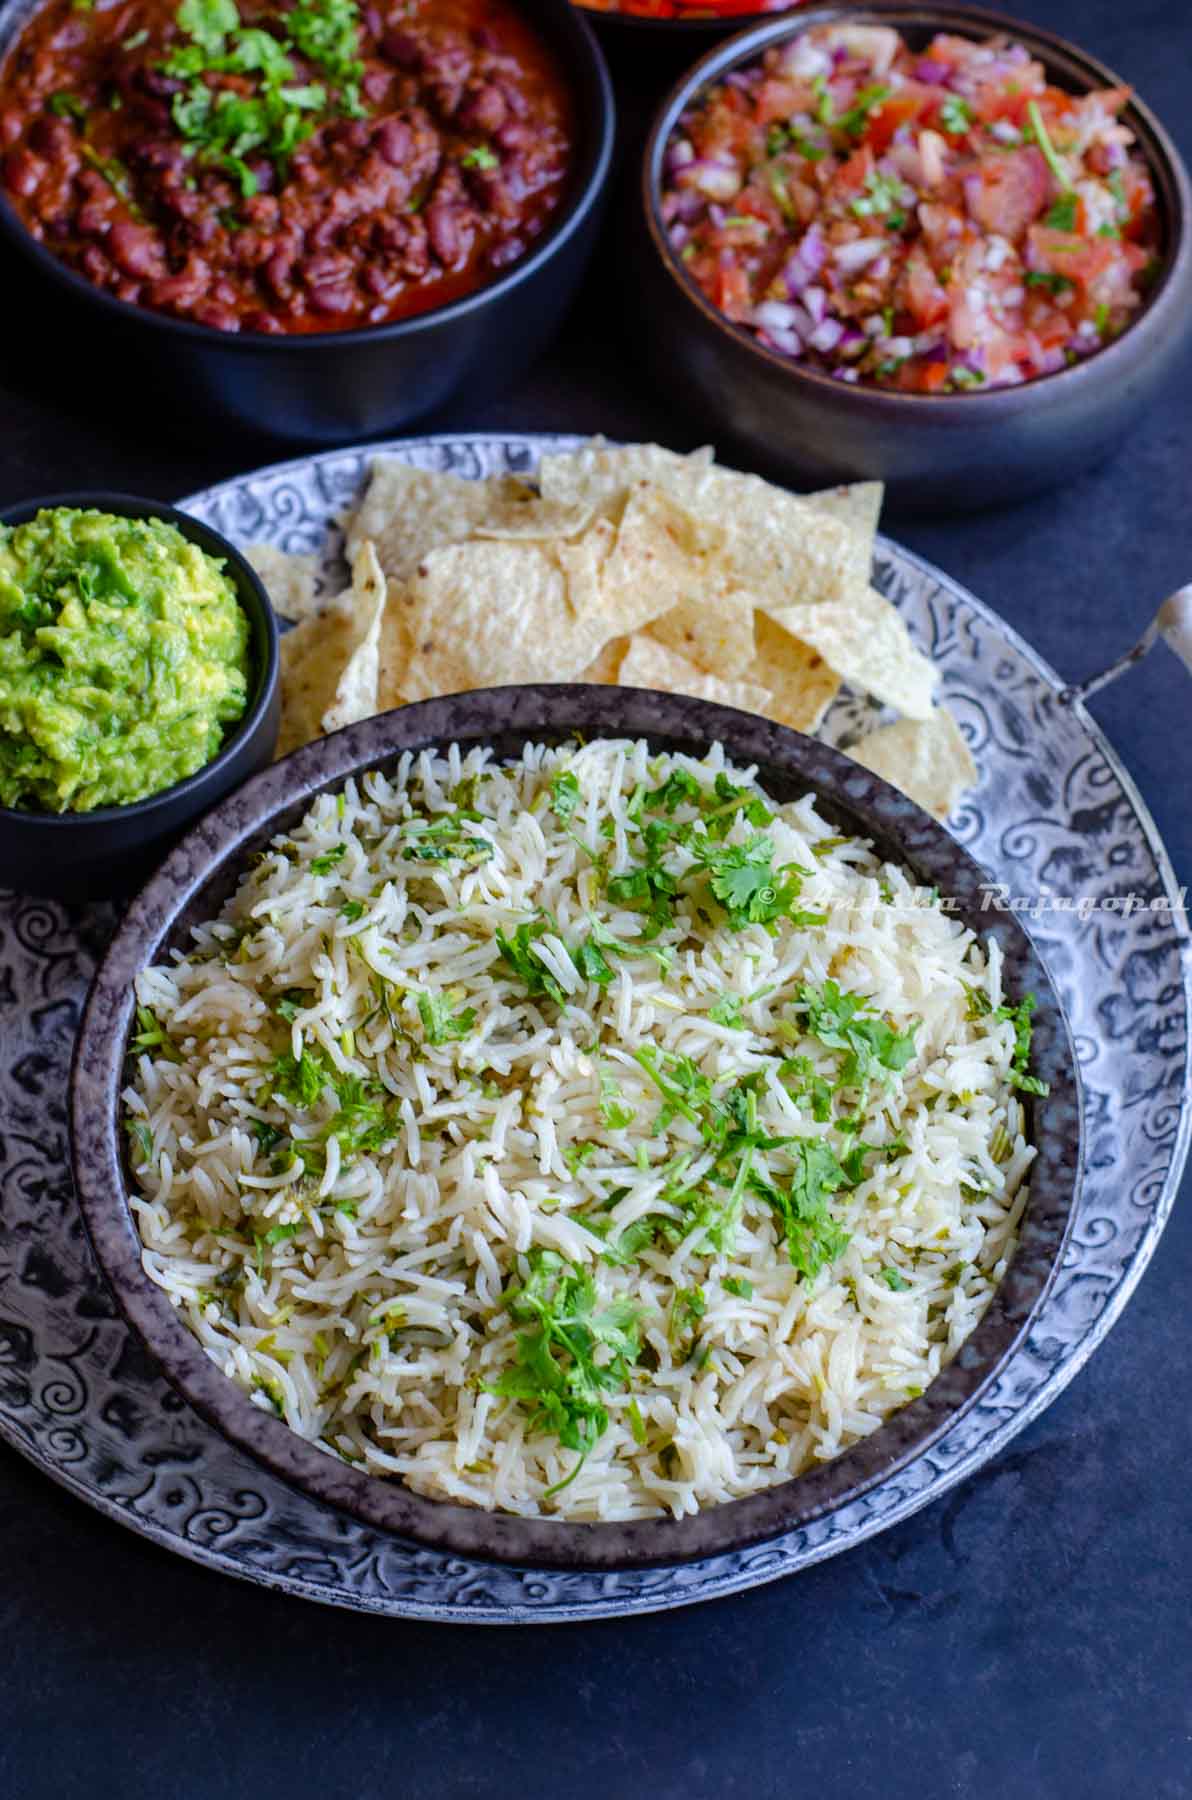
left=1, top=433, right=1187, bottom=1622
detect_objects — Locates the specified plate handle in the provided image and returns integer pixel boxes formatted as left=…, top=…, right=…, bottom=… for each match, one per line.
left=1060, top=585, right=1192, bottom=704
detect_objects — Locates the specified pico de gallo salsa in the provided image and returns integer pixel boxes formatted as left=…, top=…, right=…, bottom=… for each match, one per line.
left=660, top=24, right=1161, bottom=392
left=0, top=0, right=575, bottom=335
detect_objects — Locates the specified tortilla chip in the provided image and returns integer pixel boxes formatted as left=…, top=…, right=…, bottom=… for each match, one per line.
left=804, top=481, right=884, bottom=546
left=647, top=587, right=756, bottom=678
left=277, top=541, right=386, bottom=756
left=536, top=442, right=715, bottom=517
left=321, top=542, right=387, bottom=736
left=377, top=581, right=413, bottom=711
left=847, top=707, right=977, bottom=820
left=765, top=586, right=937, bottom=719
left=746, top=614, right=841, bottom=733
left=596, top=484, right=727, bottom=626
left=617, top=634, right=773, bottom=715
left=473, top=498, right=594, bottom=541
left=244, top=544, right=320, bottom=623
left=579, top=637, right=627, bottom=683
left=556, top=516, right=616, bottom=618
left=345, top=459, right=534, bottom=580
left=398, top=493, right=693, bottom=701
left=539, top=450, right=870, bottom=613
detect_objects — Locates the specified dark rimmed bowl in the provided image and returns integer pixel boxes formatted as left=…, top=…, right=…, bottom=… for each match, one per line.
left=70, top=685, right=1082, bottom=1571
left=0, top=492, right=280, bottom=902
left=0, top=0, right=614, bottom=446
left=635, top=3, right=1192, bottom=509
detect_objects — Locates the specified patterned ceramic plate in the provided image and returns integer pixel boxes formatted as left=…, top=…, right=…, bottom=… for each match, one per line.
left=1, top=433, right=1187, bottom=1622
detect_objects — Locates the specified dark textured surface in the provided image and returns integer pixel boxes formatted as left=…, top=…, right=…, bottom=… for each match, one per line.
left=70, top=687, right=1082, bottom=1568
left=2, top=0, right=1191, bottom=1792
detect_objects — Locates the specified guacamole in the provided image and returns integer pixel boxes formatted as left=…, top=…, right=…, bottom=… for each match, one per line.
left=0, top=508, right=250, bottom=812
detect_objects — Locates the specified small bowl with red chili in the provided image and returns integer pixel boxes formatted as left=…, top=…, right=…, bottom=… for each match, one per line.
left=0, top=0, right=614, bottom=444
left=636, top=4, right=1192, bottom=508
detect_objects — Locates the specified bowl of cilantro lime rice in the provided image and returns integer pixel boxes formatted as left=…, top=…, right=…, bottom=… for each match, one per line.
left=70, top=686, right=1080, bottom=1568
left=0, top=493, right=280, bottom=900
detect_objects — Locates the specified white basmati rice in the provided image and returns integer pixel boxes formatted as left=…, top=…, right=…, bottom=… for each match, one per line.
left=125, top=738, right=1034, bottom=1520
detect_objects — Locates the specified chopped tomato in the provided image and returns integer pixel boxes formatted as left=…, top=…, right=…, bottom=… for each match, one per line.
left=863, top=94, right=922, bottom=154
left=966, top=148, right=1049, bottom=239
left=715, top=263, right=751, bottom=320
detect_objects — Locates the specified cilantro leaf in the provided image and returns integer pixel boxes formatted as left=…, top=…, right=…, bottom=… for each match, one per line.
left=708, top=994, right=744, bottom=1028
left=549, top=769, right=581, bottom=822
left=995, top=992, right=1050, bottom=1095
left=496, top=920, right=565, bottom=1005
left=488, top=1251, right=642, bottom=1494
left=310, top=843, right=347, bottom=876
left=880, top=1266, right=911, bottom=1291
left=751, top=1140, right=851, bottom=1281
left=417, top=991, right=475, bottom=1046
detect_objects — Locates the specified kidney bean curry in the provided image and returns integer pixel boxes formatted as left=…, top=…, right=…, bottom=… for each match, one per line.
left=0, top=0, right=576, bottom=333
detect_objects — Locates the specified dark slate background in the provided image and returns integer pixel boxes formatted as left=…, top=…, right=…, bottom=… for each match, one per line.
left=1, top=1, right=1189, bottom=1794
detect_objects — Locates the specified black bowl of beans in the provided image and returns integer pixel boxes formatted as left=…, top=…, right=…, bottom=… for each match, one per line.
left=0, top=0, right=614, bottom=444
left=633, top=4, right=1192, bottom=509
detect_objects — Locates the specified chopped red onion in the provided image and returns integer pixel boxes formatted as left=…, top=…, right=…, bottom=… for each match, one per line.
left=914, top=58, right=948, bottom=85
left=833, top=236, right=886, bottom=274
left=782, top=222, right=827, bottom=295
left=802, top=285, right=828, bottom=324
left=807, top=317, right=845, bottom=353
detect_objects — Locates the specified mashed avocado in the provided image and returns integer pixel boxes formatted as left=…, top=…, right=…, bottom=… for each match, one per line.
left=0, top=508, right=250, bottom=812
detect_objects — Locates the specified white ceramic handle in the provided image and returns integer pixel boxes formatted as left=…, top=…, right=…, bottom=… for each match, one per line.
left=1157, top=585, right=1192, bottom=678
left=1062, top=583, right=1192, bottom=704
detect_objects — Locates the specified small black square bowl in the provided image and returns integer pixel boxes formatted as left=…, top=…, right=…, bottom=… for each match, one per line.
left=0, top=493, right=280, bottom=904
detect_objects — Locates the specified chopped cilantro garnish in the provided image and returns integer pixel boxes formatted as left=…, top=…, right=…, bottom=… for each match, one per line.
left=837, top=82, right=889, bottom=138
left=417, top=991, right=475, bottom=1045
left=938, top=94, right=972, bottom=136
left=496, top=919, right=566, bottom=1005
left=310, top=843, right=347, bottom=875
left=750, top=1140, right=851, bottom=1281
left=131, top=1004, right=181, bottom=1062
left=271, top=1047, right=330, bottom=1108
left=549, top=769, right=581, bottom=822
left=1024, top=271, right=1075, bottom=294
left=880, top=1266, right=911, bottom=1292
left=1045, top=194, right=1078, bottom=231
left=694, top=834, right=814, bottom=931
left=274, top=987, right=313, bottom=1022
left=994, top=993, right=1050, bottom=1096
left=1026, top=100, right=1070, bottom=191
left=488, top=1250, right=642, bottom=1496
left=795, top=980, right=918, bottom=1091
left=48, top=92, right=87, bottom=119
left=460, top=144, right=499, bottom=171
left=723, top=1275, right=753, bottom=1300
left=708, top=994, right=744, bottom=1028
left=339, top=898, right=366, bottom=922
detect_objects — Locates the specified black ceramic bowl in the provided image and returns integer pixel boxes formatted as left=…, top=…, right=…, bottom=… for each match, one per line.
left=0, top=0, right=614, bottom=447
left=635, top=3, right=1192, bottom=510
left=0, top=493, right=280, bottom=903
left=71, top=685, right=1082, bottom=1571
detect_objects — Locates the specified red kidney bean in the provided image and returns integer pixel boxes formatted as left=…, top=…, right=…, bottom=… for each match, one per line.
left=27, top=115, right=74, bottom=158
left=109, top=219, right=165, bottom=280
left=375, top=116, right=413, bottom=167
left=381, top=29, right=421, bottom=68
left=192, top=302, right=240, bottom=331
left=457, top=83, right=506, bottom=133
left=2, top=148, right=43, bottom=199
left=148, top=256, right=210, bottom=310
left=307, top=281, right=356, bottom=315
